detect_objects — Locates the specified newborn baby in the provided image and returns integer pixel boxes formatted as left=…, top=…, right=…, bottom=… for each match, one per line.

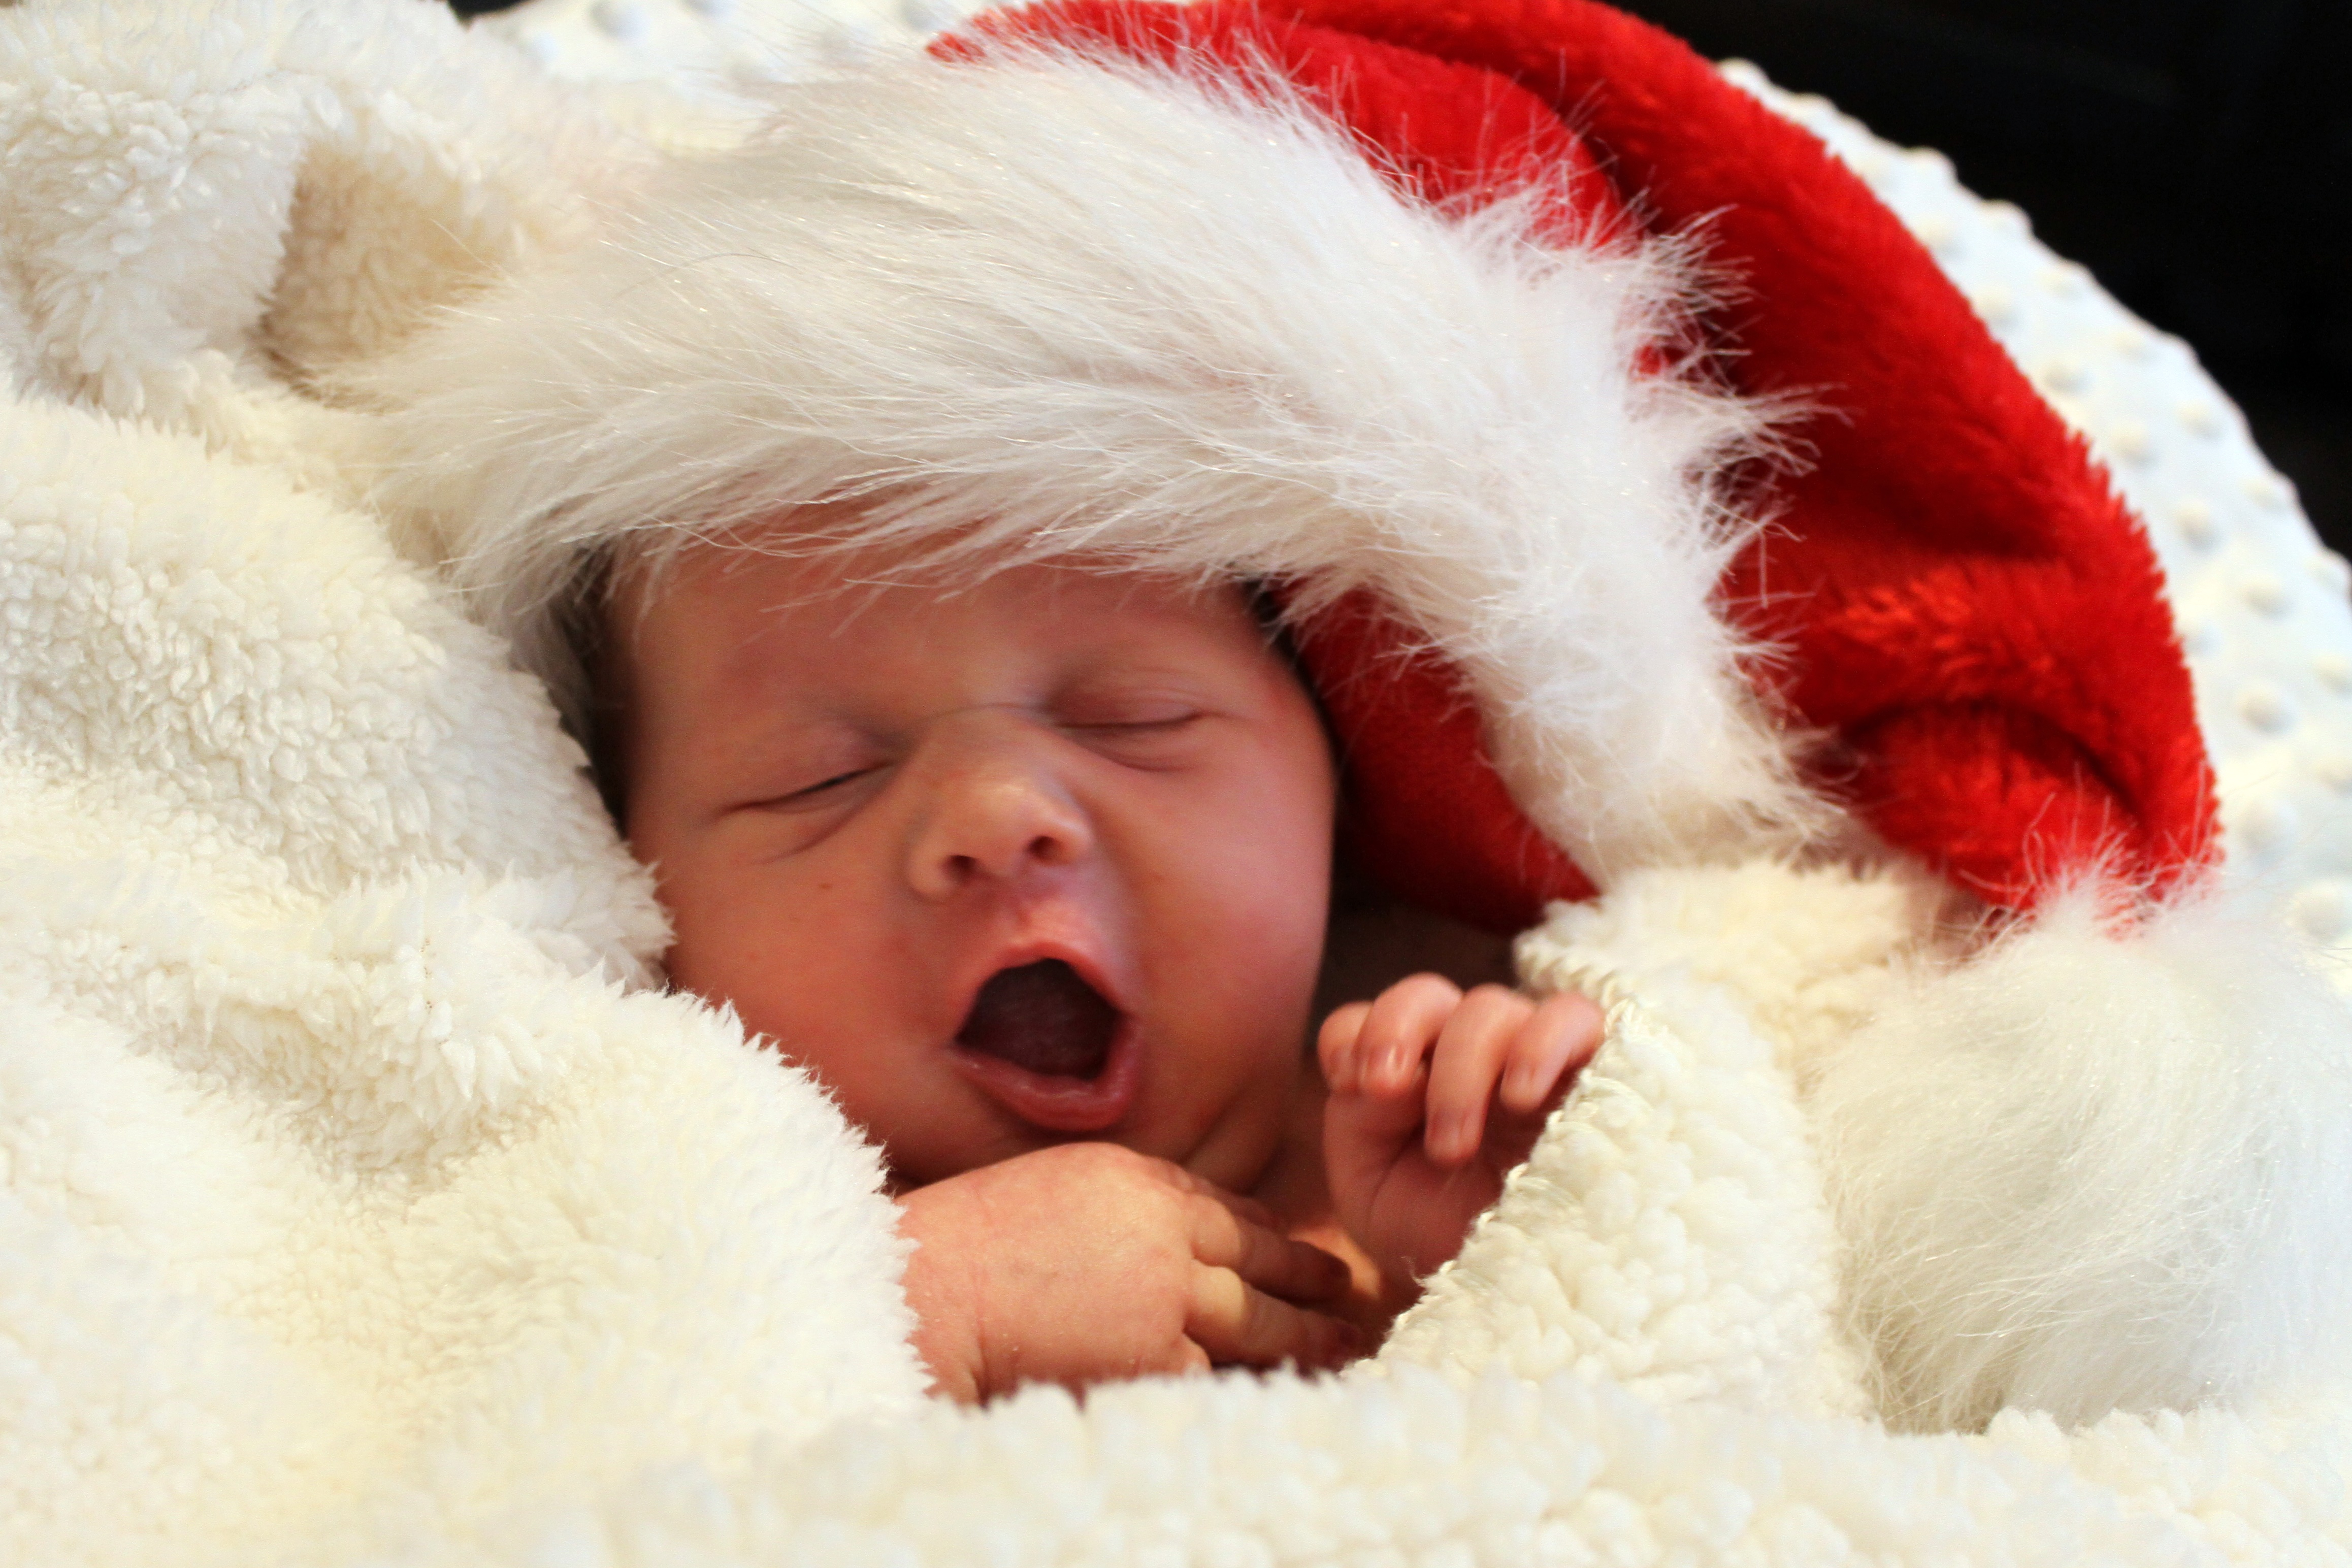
left=600, top=536, right=1602, bottom=1401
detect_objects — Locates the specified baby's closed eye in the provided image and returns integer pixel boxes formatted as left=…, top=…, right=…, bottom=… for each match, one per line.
left=1062, top=708, right=1199, bottom=733
left=722, top=733, right=895, bottom=836
left=767, top=765, right=882, bottom=807
left=731, top=731, right=889, bottom=811
left=1053, top=683, right=1216, bottom=764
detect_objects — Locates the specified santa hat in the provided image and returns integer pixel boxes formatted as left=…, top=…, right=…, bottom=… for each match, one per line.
left=359, top=0, right=2216, bottom=930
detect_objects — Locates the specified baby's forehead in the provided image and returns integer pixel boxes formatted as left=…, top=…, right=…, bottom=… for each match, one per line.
left=611, top=543, right=1275, bottom=703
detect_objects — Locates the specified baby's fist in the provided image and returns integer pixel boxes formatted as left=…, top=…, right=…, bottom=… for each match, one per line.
left=1321, top=976, right=1602, bottom=1285
left=898, top=1142, right=1354, bottom=1401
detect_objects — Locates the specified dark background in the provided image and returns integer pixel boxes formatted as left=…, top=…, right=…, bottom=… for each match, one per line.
left=1610, top=0, right=2350, bottom=554
left=451, top=0, right=2349, bottom=552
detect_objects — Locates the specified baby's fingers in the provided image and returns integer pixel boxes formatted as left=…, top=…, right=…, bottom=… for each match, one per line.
left=1187, top=1266, right=1358, bottom=1371
left=1498, top=991, right=1606, bottom=1115
left=1316, top=1000, right=1375, bottom=1093
left=1422, top=985, right=1533, bottom=1165
left=1188, top=1196, right=1350, bottom=1305
left=1351, top=974, right=1462, bottom=1097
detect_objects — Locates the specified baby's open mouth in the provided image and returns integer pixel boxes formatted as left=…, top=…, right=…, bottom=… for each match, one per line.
left=954, top=959, right=1120, bottom=1081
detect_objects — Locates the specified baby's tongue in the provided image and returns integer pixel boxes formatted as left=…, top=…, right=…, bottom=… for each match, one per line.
left=956, top=960, right=1119, bottom=1080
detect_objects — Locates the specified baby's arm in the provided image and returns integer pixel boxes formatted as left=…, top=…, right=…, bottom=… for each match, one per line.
left=896, top=1142, right=1356, bottom=1402
left=1321, top=976, right=1603, bottom=1288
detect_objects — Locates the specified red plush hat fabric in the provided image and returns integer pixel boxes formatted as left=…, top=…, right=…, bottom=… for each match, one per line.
left=956, top=0, right=2218, bottom=928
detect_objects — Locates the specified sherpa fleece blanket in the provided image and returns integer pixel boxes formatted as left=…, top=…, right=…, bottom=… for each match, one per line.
left=7, top=2, right=2352, bottom=1563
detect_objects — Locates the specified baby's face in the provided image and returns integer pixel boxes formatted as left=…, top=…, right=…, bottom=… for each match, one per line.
left=611, top=550, right=1336, bottom=1193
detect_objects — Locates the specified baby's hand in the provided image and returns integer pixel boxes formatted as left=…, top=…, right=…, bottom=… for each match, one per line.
left=897, top=1142, right=1355, bottom=1402
left=1320, top=975, right=1603, bottom=1286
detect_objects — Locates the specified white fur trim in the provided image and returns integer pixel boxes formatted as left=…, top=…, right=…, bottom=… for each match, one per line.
left=1811, top=878, right=2352, bottom=1429
left=356, top=48, right=1822, bottom=879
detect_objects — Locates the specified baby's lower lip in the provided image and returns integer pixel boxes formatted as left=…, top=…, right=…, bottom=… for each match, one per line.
left=949, top=1019, right=1140, bottom=1134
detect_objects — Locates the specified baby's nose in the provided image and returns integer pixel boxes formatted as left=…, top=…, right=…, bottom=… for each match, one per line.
left=902, top=717, right=1094, bottom=899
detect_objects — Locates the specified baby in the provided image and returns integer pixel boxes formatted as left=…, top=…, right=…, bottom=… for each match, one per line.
left=599, top=535, right=1602, bottom=1401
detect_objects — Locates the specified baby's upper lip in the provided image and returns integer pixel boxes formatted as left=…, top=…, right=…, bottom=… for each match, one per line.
left=946, top=930, right=1132, bottom=1038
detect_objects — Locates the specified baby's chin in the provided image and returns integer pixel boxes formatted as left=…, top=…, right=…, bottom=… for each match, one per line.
left=885, top=1076, right=1300, bottom=1198
left=1166, top=1076, right=1306, bottom=1198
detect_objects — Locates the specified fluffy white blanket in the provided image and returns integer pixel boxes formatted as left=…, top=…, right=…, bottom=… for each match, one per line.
left=7, top=3, right=2352, bottom=1562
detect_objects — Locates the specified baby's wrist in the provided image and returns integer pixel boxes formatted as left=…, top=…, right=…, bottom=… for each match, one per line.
left=894, top=1187, right=987, bottom=1403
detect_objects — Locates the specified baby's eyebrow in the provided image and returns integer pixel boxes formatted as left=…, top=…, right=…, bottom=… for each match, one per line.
left=695, top=686, right=867, bottom=762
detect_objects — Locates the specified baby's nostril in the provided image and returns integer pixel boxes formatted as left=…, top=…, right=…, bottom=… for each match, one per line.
left=955, top=960, right=1118, bottom=1079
